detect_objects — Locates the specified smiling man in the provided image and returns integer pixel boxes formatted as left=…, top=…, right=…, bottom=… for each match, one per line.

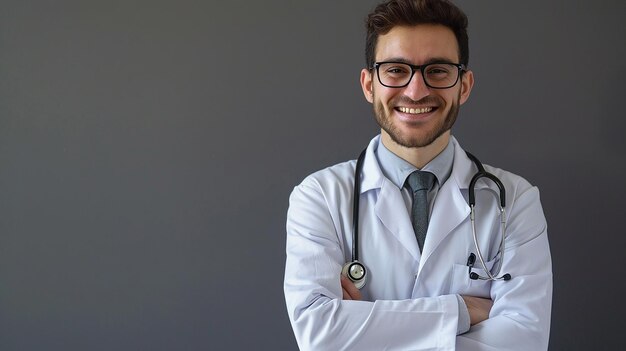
left=284, top=1, right=552, bottom=350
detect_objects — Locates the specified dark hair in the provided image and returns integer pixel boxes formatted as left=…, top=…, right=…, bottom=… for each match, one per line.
left=365, top=0, right=469, bottom=68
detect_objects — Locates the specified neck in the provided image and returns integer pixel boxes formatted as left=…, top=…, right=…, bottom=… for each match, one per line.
left=381, top=131, right=450, bottom=169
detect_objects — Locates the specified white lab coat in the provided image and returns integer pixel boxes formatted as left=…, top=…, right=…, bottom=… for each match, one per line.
left=284, top=135, right=552, bottom=351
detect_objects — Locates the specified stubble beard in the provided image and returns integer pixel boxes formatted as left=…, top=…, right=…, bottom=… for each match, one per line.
left=373, top=92, right=460, bottom=148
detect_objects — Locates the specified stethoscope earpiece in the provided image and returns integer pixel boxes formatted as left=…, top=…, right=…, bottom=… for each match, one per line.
left=467, top=252, right=511, bottom=281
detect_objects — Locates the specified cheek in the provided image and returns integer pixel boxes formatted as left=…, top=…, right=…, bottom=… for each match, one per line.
left=375, top=95, right=393, bottom=114
left=376, top=90, right=397, bottom=108
left=441, top=90, right=461, bottom=108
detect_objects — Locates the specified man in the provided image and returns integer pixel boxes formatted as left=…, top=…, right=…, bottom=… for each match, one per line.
left=284, top=0, right=552, bottom=350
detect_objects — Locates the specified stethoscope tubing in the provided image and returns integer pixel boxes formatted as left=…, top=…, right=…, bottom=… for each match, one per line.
left=470, top=205, right=508, bottom=280
left=352, top=149, right=367, bottom=262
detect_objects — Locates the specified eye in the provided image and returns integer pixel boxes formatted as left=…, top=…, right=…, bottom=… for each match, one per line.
left=378, top=63, right=411, bottom=75
left=426, top=65, right=451, bottom=75
left=385, top=66, right=410, bottom=74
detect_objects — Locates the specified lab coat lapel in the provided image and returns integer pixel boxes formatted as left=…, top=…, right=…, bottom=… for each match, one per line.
left=375, top=179, right=421, bottom=261
left=418, top=176, right=469, bottom=267
left=360, top=136, right=421, bottom=262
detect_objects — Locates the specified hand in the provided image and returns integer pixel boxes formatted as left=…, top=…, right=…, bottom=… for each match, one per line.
left=461, top=295, right=493, bottom=325
left=341, top=275, right=362, bottom=300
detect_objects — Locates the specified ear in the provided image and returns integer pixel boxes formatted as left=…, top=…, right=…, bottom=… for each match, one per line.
left=360, top=68, right=374, bottom=103
left=459, top=69, right=474, bottom=105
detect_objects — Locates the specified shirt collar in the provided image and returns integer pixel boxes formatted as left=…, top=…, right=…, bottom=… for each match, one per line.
left=375, top=137, right=455, bottom=190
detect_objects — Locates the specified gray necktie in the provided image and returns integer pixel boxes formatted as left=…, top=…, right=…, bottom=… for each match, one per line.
left=405, top=171, right=436, bottom=252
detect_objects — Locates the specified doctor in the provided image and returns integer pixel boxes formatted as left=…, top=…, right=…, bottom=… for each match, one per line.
left=284, top=0, right=552, bottom=350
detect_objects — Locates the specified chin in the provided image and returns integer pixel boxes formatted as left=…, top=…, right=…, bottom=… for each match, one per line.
left=388, top=125, right=449, bottom=149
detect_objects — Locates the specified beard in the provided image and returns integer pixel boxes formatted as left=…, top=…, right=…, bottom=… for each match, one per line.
left=373, top=92, right=460, bottom=148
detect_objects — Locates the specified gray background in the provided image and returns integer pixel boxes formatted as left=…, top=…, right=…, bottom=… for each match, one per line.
left=1, top=0, right=624, bottom=350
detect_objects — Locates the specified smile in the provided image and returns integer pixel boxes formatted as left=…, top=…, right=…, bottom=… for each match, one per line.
left=396, top=106, right=433, bottom=114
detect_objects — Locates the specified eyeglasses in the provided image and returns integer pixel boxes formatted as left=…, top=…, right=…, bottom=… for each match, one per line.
left=373, top=61, right=466, bottom=89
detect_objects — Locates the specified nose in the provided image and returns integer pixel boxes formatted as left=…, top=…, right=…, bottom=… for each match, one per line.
left=403, top=70, right=430, bottom=101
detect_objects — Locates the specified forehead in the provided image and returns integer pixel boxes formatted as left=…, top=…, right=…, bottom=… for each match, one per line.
left=376, top=24, right=459, bottom=63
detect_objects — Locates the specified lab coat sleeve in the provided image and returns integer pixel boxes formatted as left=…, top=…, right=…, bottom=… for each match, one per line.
left=284, top=178, right=459, bottom=351
left=456, top=183, right=553, bottom=350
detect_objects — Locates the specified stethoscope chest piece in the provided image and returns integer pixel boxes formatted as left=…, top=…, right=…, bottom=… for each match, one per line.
left=342, top=261, right=367, bottom=289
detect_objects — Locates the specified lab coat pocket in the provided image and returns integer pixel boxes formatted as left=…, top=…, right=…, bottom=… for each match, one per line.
left=449, top=258, right=495, bottom=298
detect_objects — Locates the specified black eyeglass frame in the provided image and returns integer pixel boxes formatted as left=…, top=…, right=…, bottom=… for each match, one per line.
left=372, top=61, right=467, bottom=89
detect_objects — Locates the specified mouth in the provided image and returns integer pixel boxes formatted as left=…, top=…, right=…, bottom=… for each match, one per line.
left=395, top=106, right=436, bottom=115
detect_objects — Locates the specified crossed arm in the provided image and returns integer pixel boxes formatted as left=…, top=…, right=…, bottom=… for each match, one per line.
left=341, top=275, right=493, bottom=326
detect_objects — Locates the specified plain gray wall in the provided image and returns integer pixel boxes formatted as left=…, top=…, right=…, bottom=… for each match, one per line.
left=1, top=0, right=625, bottom=349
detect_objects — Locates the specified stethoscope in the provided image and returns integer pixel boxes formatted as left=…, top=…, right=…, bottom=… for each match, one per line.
left=342, top=148, right=511, bottom=290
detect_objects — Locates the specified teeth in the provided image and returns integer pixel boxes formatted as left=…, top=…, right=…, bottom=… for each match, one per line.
left=398, top=107, right=433, bottom=114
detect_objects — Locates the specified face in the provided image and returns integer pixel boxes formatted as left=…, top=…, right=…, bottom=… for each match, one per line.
left=360, top=24, right=474, bottom=149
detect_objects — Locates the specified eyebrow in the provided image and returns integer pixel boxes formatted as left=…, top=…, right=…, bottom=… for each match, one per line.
left=378, top=57, right=459, bottom=65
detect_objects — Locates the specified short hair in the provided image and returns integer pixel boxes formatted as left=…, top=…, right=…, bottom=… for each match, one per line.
left=365, top=0, right=469, bottom=68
